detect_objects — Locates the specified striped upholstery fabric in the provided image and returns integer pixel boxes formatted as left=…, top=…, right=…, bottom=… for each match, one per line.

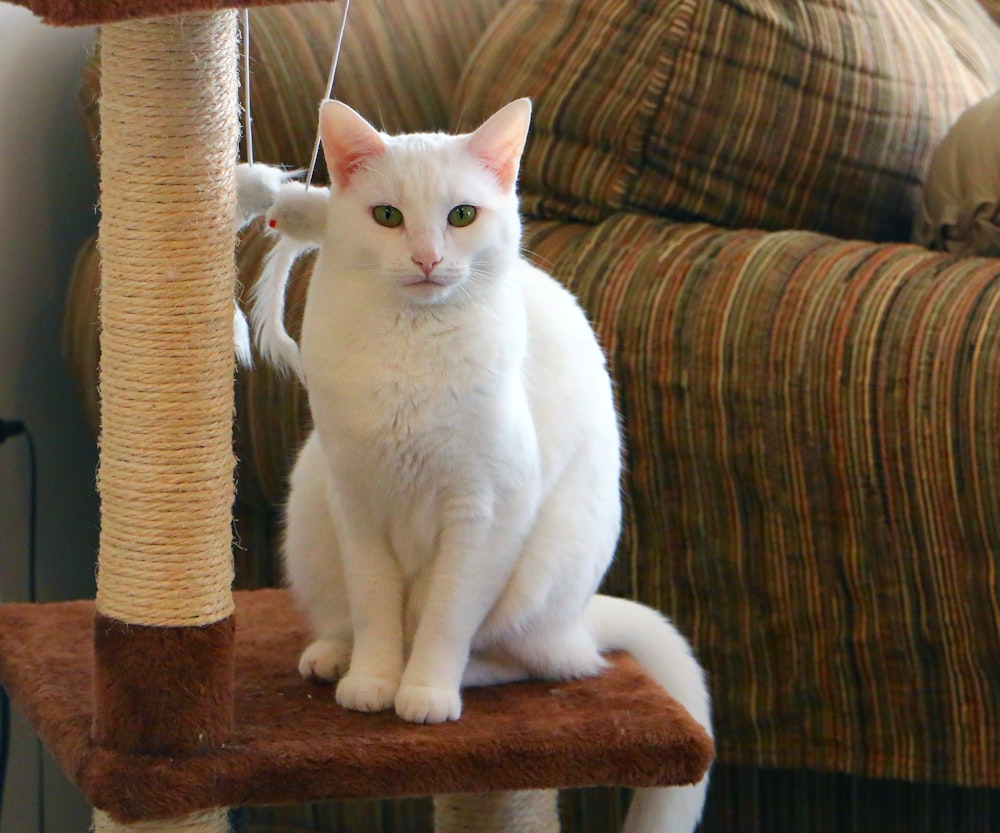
left=78, top=0, right=504, bottom=175
left=456, top=0, right=1000, bottom=242
left=233, top=766, right=1000, bottom=833
left=523, top=215, right=1000, bottom=787
left=980, top=0, right=1000, bottom=24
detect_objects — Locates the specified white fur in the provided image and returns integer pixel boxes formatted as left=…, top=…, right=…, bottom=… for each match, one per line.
left=249, top=235, right=308, bottom=381
left=235, top=162, right=291, bottom=229
left=265, top=181, right=331, bottom=246
left=233, top=163, right=304, bottom=368
left=246, top=181, right=330, bottom=380
left=267, top=99, right=712, bottom=833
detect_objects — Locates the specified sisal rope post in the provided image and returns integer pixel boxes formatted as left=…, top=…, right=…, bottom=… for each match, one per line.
left=434, top=791, right=561, bottom=833
left=93, top=10, right=239, bottom=832
left=96, top=11, right=237, bottom=630
left=93, top=810, right=231, bottom=833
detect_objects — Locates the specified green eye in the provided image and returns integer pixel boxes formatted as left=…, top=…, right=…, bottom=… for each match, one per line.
left=447, top=204, right=477, bottom=227
left=372, top=205, right=403, bottom=227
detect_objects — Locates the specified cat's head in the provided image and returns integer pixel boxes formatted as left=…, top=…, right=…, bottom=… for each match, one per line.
left=319, top=98, right=531, bottom=306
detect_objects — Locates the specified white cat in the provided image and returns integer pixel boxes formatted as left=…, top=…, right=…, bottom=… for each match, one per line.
left=260, top=98, right=712, bottom=833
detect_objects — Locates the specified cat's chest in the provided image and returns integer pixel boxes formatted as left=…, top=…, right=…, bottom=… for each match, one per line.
left=305, top=305, right=514, bottom=431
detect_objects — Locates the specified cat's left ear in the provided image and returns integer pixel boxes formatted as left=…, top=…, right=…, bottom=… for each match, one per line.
left=466, top=98, right=532, bottom=193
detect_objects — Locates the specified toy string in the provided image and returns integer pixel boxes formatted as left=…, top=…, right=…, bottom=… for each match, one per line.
left=242, top=8, right=254, bottom=166
left=241, top=0, right=351, bottom=184
left=306, top=0, right=351, bottom=190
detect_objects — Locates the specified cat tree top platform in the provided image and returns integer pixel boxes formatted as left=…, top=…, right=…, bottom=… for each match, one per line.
left=9, top=0, right=297, bottom=26
left=0, top=587, right=714, bottom=823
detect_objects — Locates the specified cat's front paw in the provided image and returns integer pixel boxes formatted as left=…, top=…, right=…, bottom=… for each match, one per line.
left=395, top=684, right=462, bottom=724
left=335, top=671, right=399, bottom=713
left=299, top=638, right=352, bottom=682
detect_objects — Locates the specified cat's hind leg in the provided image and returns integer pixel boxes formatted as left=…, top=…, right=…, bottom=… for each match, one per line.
left=481, top=444, right=618, bottom=684
left=505, top=619, right=607, bottom=682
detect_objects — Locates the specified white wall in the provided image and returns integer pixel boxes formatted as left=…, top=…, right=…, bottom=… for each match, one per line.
left=0, top=6, right=100, bottom=832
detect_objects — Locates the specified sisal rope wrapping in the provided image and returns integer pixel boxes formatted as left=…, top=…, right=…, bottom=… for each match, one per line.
left=434, top=791, right=561, bottom=833
left=93, top=809, right=230, bottom=833
left=96, top=12, right=239, bottom=628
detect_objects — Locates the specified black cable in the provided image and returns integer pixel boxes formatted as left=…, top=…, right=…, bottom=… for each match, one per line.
left=23, top=426, right=37, bottom=607
left=0, top=419, right=41, bottom=830
left=0, top=685, right=8, bottom=828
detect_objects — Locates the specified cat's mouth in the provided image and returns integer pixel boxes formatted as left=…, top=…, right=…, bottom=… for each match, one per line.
left=400, top=275, right=458, bottom=292
left=402, top=276, right=445, bottom=287
left=398, top=274, right=461, bottom=303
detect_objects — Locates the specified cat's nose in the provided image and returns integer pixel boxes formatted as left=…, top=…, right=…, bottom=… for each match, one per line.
left=412, top=255, right=442, bottom=276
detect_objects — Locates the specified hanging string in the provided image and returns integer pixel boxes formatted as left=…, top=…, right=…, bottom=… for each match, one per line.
left=305, top=0, right=351, bottom=189
left=241, top=8, right=254, bottom=166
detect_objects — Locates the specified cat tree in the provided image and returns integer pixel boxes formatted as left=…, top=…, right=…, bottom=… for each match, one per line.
left=0, top=3, right=712, bottom=832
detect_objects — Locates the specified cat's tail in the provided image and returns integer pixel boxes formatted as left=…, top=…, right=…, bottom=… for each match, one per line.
left=584, top=594, right=713, bottom=833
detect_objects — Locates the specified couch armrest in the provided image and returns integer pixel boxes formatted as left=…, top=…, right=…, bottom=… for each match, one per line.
left=523, top=215, right=1000, bottom=788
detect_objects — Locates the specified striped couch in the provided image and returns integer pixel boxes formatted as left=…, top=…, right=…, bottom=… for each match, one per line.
left=65, top=0, right=1000, bottom=830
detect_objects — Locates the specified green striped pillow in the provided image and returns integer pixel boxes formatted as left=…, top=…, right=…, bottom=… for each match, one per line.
left=456, top=0, right=1000, bottom=242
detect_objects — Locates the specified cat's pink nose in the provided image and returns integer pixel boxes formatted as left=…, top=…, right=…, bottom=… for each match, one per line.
left=412, top=255, right=442, bottom=276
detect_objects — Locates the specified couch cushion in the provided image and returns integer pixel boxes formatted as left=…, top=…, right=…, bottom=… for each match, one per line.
left=522, top=215, right=1000, bottom=788
left=455, top=0, right=1000, bottom=242
left=78, top=0, right=507, bottom=172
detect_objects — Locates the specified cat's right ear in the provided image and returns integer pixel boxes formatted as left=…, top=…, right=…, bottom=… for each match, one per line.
left=319, top=100, right=385, bottom=189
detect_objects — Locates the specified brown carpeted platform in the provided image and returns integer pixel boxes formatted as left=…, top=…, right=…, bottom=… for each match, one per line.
left=0, top=588, right=713, bottom=823
left=9, top=0, right=299, bottom=26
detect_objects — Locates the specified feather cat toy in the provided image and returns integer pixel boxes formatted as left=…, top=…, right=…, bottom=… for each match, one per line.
left=235, top=98, right=713, bottom=833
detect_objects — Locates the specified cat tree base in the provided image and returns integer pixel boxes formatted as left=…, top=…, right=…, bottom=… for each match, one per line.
left=0, top=588, right=712, bottom=824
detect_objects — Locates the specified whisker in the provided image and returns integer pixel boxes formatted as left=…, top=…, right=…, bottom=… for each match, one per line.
left=520, top=246, right=554, bottom=270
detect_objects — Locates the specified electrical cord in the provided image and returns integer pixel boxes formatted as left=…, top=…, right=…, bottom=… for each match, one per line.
left=0, top=687, right=7, bottom=830
left=0, top=418, right=40, bottom=831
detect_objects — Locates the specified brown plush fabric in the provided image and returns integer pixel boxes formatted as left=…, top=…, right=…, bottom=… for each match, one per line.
left=93, top=614, right=235, bottom=755
left=0, top=588, right=713, bottom=823
left=8, top=0, right=303, bottom=27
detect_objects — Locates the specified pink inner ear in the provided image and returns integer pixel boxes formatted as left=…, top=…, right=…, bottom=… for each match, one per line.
left=333, top=147, right=376, bottom=189
left=476, top=144, right=521, bottom=192
left=467, top=100, right=531, bottom=192
left=320, top=102, right=385, bottom=189
left=328, top=136, right=384, bottom=190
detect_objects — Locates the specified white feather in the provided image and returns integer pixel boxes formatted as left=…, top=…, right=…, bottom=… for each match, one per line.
left=233, top=163, right=302, bottom=368
left=249, top=234, right=310, bottom=381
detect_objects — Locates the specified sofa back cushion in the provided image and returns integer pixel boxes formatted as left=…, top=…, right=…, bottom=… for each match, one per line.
left=79, top=0, right=506, bottom=173
left=455, top=0, right=1000, bottom=242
